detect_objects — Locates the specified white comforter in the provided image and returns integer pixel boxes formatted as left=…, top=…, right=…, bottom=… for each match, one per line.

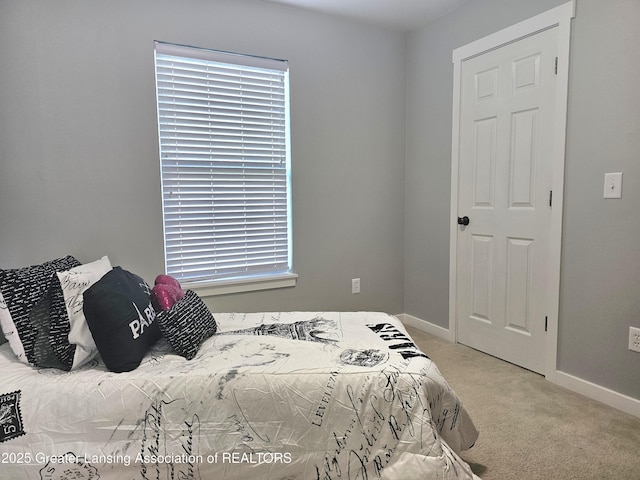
left=0, top=312, right=480, bottom=479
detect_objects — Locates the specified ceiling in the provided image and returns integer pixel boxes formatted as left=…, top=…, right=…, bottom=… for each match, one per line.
left=259, top=0, right=472, bottom=32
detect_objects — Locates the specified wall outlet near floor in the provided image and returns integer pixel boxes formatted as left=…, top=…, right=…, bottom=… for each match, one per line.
left=351, top=278, right=361, bottom=294
left=629, top=327, right=640, bottom=353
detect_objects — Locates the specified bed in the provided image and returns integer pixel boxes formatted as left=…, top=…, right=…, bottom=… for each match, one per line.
left=0, top=258, right=480, bottom=479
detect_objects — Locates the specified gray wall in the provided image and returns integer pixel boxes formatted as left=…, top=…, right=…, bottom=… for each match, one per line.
left=405, top=0, right=640, bottom=400
left=558, top=0, right=640, bottom=398
left=0, top=0, right=406, bottom=314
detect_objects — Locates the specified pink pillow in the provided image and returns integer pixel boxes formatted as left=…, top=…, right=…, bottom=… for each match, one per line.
left=151, top=275, right=185, bottom=311
left=155, top=274, right=182, bottom=291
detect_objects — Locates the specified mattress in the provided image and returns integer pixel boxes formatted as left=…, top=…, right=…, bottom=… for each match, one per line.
left=0, top=311, right=480, bottom=479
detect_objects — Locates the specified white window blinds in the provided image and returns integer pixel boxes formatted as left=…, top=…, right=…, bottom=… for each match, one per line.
left=154, top=42, right=292, bottom=285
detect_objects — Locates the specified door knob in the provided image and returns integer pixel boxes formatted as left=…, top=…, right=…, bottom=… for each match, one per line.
left=457, top=216, right=470, bottom=226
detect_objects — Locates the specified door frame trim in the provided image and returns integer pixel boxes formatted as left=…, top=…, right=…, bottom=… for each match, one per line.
left=449, top=1, right=574, bottom=379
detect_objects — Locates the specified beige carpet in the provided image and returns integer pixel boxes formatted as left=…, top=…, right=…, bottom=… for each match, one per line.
left=406, top=326, right=640, bottom=480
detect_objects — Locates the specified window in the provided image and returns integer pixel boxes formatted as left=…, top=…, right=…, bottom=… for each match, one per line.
left=154, top=42, right=295, bottom=295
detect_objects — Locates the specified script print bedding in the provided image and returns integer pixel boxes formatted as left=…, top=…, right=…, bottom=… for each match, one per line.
left=0, top=311, right=480, bottom=479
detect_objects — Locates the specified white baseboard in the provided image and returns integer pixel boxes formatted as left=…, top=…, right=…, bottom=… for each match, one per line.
left=397, top=313, right=640, bottom=419
left=396, top=313, right=455, bottom=342
left=552, top=371, right=640, bottom=419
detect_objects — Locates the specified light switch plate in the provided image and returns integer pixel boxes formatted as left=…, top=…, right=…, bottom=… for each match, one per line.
left=603, top=172, right=623, bottom=199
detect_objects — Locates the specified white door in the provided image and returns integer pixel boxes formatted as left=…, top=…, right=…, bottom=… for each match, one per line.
left=455, top=27, right=559, bottom=374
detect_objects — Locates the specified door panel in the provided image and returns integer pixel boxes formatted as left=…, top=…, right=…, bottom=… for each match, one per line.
left=505, top=236, right=533, bottom=333
left=509, top=109, right=537, bottom=207
left=473, top=117, right=497, bottom=208
left=471, top=234, right=493, bottom=323
left=456, top=27, right=558, bottom=374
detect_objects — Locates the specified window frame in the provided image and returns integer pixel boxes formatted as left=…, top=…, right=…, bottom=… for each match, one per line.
left=154, top=41, right=296, bottom=296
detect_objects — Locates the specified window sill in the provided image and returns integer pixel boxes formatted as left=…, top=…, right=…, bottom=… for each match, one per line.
left=184, top=273, right=298, bottom=297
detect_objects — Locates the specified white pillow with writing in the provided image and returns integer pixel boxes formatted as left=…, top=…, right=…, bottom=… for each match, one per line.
left=57, top=256, right=112, bottom=369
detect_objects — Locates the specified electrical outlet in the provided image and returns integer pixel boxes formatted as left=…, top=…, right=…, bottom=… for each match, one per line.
left=629, top=327, right=640, bottom=353
left=351, top=278, right=361, bottom=294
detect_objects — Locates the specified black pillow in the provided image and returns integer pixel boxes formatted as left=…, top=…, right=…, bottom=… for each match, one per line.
left=0, top=256, right=81, bottom=368
left=156, top=290, right=217, bottom=360
left=83, top=267, right=161, bottom=373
